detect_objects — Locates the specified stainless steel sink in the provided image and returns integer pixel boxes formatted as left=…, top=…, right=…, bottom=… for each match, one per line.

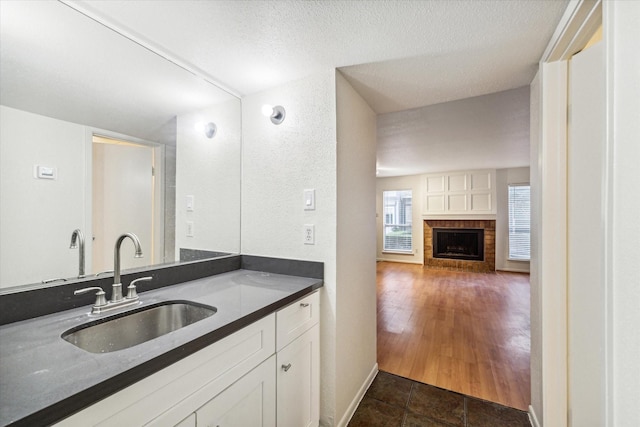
left=62, top=301, right=217, bottom=353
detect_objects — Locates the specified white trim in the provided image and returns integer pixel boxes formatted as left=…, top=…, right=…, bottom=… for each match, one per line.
left=533, top=2, right=605, bottom=427
left=58, top=1, right=240, bottom=98
left=529, top=405, right=541, bottom=427
left=337, top=363, right=378, bottom=427
left=376, top=258, right=423, bottom=265
left=541, top=0, right=602, bottom=62
left=538, top=58, right=569, bottom=427
left=496, top=268, right=530, bottom=274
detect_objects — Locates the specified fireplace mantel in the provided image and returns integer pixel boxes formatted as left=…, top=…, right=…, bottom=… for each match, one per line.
left=422, top=214, right=496, bottom=221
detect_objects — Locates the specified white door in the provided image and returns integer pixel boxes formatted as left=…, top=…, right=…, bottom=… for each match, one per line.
left=567, top=40, right=605, bottom=427
left=92, top=140, right=154, bottom=273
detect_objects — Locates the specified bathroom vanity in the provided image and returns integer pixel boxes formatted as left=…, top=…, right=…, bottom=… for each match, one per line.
left=0, top=256, right=323, bottom=427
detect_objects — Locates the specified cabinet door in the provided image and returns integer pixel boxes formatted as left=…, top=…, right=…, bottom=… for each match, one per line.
left=196, top=355, right=276, bottom=427
left=277, top=325, right=319, bottom=427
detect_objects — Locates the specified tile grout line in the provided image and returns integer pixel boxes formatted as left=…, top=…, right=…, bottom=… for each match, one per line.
left=401, top=381, right=415, bottom=426
left=464, top=396, right=468, bottom=427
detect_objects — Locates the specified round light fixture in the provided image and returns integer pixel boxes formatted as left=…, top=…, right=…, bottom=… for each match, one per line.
left=262, top=104, right=286, bottom=125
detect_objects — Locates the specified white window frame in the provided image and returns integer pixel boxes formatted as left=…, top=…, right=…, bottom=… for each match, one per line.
left=382, top=189, right=413, bottom=254
left=507, top=183, right=531, bottom=261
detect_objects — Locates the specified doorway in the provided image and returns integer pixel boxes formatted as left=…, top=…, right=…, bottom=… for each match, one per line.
left=92, top=135, right=162, bottom=273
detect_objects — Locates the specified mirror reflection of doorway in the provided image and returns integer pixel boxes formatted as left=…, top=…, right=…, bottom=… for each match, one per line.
left=92, top=135, right=160, bottom=273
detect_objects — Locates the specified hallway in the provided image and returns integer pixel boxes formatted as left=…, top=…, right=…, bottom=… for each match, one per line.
left=376, top=262, right=530, bottom=410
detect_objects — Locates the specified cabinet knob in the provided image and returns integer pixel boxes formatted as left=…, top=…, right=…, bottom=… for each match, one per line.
left=282, top=363, right=292, bottom=372
left=300, top=303, right=310, bottom=308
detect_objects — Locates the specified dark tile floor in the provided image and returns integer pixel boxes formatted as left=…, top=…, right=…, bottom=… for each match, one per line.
left=348, top=371, right=531, bottom=427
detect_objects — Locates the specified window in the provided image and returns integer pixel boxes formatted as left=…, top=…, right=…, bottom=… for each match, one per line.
left=508, top=184, right=531, bottom=260
left=383, top=190, right=412, bottom=252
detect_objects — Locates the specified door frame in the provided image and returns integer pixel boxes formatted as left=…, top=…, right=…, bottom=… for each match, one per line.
left=84, top=127, right=165, bottom=274
left=532, top=0, right=603, bottom=426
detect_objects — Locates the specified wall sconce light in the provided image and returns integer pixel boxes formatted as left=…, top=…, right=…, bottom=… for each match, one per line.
left=261, top=104, right=286, bottom=125
left=195, top=121, right=217, bottom=139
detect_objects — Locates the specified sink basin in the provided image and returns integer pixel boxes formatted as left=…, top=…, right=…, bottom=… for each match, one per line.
left=62, top=301, right=217, bottom=353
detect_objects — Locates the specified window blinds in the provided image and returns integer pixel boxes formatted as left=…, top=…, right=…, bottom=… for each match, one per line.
left=383, top=190, right=412, bottom=252
left=508, top=185, right=531, bottom=260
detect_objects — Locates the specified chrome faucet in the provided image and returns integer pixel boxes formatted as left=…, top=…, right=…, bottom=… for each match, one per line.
left=69, top=229, right=86, bottom=278
left=112, top=233, right=143, bottom=303
left=74, top=233, right=148, bottom=315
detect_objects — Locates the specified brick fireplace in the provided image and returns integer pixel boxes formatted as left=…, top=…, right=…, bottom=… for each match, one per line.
left=424, top=219, right=496, bottom=272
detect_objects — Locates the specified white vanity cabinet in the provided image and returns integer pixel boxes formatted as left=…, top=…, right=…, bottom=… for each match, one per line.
left=193, top=355, right=276, bottom=427
left=276, top=292, right=320, bottom=427
left=54, top=291, right=320, bottom=427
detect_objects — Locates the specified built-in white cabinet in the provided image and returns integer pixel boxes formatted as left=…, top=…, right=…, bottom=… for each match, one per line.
left=423, top=169, right=496, bottom=216
left=55, top=291, right=320, bottom=427
left=277, top=326, right=319, bottom=427
left=195, top=355, right=276, bottom=427
left=275, top=292, right=320, bottom=427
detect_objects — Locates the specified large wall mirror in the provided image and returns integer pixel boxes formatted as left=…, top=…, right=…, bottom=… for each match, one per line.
left=0, top=1, right=241, bottom=290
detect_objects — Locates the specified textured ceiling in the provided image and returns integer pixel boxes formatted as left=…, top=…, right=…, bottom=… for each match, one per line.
left=376, top=87, right=530, bottom=177
left=74, top=0, right=568, bottom=113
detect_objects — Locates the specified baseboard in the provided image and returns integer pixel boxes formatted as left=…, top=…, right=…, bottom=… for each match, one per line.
left=376, top=258, right=423, bottom=265
left=528, top=405, right=540, bottom=427
left=496, top=267, right=531, bottom=274
left=336, top=363, right=378, bottom=427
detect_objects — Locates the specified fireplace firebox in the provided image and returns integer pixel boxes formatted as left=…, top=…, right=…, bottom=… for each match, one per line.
left=432, top=228, right=484, bottom=261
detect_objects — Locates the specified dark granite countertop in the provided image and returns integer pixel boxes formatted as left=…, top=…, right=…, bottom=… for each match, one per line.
left=0, top=269, right=323, bottom=426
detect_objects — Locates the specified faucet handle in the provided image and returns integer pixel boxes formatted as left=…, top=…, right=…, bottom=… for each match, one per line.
left=74, top=286, right=107, bottom=307
left=126, top=276, right=153, bottom=300
left=94, top=270, right=114, bottom=277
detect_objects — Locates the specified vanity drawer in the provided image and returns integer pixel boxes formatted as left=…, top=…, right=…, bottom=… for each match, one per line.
left=276, top=291, right=319, bottom=351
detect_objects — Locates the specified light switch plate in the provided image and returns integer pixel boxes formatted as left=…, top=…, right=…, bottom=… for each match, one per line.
left=304, top=189, right=315, bottom=211
left=186, top=195, right=195, bottom=212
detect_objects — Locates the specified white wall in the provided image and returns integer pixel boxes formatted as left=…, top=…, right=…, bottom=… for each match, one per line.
left=241, top=71, right=377, bottom=426
left=0, top=106, right=87, bottom=288
left=495, top=167, right=530, bottom=273
left=241, top=72, right=340, bottom=424
left=335, top=72, right=377, bottom=423
left=375, top=174, right=423, bottom=264
left=605, top=2, right=640, bottom=424
left=176, top=98, right=241, bottom=256
left=376, top=168, right=528, bottom=269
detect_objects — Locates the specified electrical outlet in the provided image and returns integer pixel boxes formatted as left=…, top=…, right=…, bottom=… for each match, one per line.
left=186, top=221, right=194, bottom=237
left=303, top=224, right=315, bottom=245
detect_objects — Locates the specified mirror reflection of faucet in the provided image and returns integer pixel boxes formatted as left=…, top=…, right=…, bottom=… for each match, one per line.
left=41, top=277, right=67, bottom=284
left=74, top=233, right=150, bottom=315
left=69, top=229, right=86, bottom=278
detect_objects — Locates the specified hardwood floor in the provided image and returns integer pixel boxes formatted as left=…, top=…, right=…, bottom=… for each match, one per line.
left=376, top=261, right=531, bottom=411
